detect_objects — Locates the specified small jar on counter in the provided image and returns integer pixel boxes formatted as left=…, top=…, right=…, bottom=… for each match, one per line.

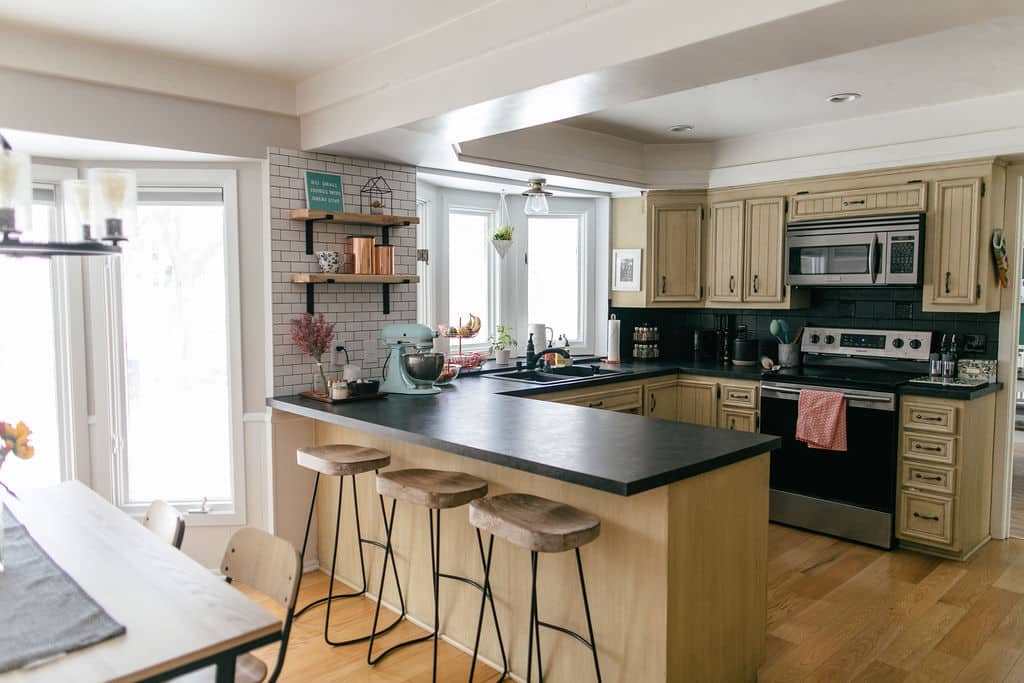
left=330, top=379, right=349, bottom=400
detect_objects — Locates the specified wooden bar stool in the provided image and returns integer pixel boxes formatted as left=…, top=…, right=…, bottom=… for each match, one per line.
left=368, top=468, right=508, bottom=682
left=295, top=444, right=406, bottom=647
left=469, top=493, right=602, bottom=683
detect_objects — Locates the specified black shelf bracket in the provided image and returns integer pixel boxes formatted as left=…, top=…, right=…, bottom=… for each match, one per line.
left=305, top=282, right=315, bottom=314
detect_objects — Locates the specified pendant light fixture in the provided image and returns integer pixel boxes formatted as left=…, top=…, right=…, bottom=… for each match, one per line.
left=0, top=134, right=134, bottom=258
left=522, top=178, right=552, bottom=216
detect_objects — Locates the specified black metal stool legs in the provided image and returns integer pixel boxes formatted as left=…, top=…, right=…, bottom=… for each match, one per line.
left=294, top=471, right=406, bottom=647
left=468, top=531, right=509, bottom=682
left=525, top=549, right=602, bottom=683
left=369, top=507, right=508, bottom=683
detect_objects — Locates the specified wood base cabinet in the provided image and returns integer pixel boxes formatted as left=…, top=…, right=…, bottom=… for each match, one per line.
left=896, top=393, right=995, bottom=560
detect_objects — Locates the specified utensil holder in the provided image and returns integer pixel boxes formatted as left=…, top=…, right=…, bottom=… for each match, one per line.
left=778, top=343, right=801, bottom=368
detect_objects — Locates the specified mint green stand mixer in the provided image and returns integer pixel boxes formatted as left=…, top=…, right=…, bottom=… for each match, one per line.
left=380, top=323, right=443, bottom=395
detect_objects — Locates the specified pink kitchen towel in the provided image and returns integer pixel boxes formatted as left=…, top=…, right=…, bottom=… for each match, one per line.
left=795, top=389, right=847, bottom=452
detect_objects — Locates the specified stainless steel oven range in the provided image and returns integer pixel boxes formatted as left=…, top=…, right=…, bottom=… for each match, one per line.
left=759, top=327, right=933, bottom=548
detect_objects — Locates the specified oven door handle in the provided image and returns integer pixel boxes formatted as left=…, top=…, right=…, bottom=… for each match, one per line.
left=868, top=233, right=878, bottom=283
left=761, top=384, right=894, bottom=404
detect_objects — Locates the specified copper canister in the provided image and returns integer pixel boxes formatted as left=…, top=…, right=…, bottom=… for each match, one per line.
left=350, top=237, right=375, bottom=274
left=373, top=245, right=395, bottom=275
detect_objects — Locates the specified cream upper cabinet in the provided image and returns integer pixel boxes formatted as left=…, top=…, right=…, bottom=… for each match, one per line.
left=648, top=194, right=704, bottom=303
left=708, top=197, right=788, bottom=306
left=743, top=197, right=786, bottom=303
left=788, top=182, right=928, bottom=221
left=708, top=201, right=744, bottom=303
left=929, top=178, right=982, bottom=306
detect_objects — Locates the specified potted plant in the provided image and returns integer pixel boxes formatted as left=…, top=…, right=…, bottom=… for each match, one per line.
left=370, top=199, right=385, bottom=215
left=290, top=313, right=336, bottom=396
left=492, top=225, right=513, bottom=258
left=488, top=324, right=518, bottom=365
left=0, top=420, right=34, bottom=570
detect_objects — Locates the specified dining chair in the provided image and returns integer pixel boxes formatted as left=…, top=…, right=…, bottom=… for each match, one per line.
left=142, top=499, right=185, bottom=549
left=176, top=527, right=301, bottom=683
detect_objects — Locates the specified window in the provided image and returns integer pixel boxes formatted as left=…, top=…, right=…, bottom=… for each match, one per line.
left=528, top=214, right=585, bottom=343
left=447, top=208, right=494, bottom=341
left=98, top=174, right=243, bottom=521
left=0, top=190, right=62, bottom=491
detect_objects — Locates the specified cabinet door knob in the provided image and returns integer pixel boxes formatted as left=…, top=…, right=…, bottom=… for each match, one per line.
left=945, top=271, right=951, bottom=294
left=753, top=274, right=759, bottom=293
left=661, top=275, right=667, bottom=294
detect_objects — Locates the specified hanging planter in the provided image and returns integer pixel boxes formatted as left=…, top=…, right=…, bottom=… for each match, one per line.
left=491, top=191, right=514, bottom=258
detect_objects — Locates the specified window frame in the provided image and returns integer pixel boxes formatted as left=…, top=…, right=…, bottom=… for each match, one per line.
left=441, top=202, right=499, bottom=352
left=90, top=168, right=245, bottom=526
left=525, top=210, right=591, bottom=350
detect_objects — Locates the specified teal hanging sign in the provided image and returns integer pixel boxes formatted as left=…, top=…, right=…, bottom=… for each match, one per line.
left=304, top=171, right=345, bottom=212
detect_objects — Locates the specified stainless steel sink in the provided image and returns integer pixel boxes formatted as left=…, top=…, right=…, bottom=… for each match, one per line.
left=486, top=365, right=629, bottom=385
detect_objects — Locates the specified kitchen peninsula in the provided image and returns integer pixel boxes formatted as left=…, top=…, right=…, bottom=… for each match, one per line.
left=269, top=365, right=779, bottom=682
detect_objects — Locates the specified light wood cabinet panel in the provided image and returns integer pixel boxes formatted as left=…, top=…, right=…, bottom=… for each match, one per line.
left=898, top=491, right=954, bottom=547
left=901, top=461, right=956, bottom=496
left=677, top=378, right=719, bottom=427
left=708, top=201, right=744, bottom=303
left=930, top=178, right=982, bottom=306
left=902, top=400, right=958, bottom=434
left=789, top=182, right=928, bottom=221
left=743, top=197, right=785, bottom=303
left=719, top=407, right=758, bottom=433
left=901, top=432, right=958, bottom=466
left=649, top=196, right=703, bottom=303
left=645, top=378, right=679, bottom=421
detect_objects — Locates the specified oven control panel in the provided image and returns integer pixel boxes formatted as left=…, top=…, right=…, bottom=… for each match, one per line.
left=801, top=327, right=932, bottom=360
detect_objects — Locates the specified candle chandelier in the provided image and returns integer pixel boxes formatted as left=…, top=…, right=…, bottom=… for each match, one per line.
left=0, top=134, right=135, bottom=258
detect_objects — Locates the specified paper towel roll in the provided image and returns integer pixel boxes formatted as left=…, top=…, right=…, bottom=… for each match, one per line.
left=606, top=316, right=621, bottom=363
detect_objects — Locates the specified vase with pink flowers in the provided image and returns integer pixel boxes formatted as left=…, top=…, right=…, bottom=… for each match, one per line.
left=290, top=313, right=336, bottom=397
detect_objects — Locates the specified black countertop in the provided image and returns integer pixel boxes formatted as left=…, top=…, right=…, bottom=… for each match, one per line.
left=898, top=381, right=1003, bottom=401
left=268, top=360, right=779, bottom=497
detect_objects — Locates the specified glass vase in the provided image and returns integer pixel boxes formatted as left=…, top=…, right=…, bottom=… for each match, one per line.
left=313, top=361, right=329, bottom=396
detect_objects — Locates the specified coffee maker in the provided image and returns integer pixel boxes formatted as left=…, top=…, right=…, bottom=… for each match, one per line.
left=716, top=314, right=736, bottom=364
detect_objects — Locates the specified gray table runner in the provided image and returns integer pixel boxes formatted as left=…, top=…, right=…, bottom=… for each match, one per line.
left=0, top=504, right=127, bottom=673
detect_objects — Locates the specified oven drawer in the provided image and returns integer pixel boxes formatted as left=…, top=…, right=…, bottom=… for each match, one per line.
left=901, top=462, right=956, bottom=496
left=902, top=400, right=958, bottom=434
left=898, top=491, right=954, bottom=547
left=720, top=382, right=758, bottom=409
left=901, top=432, right=958, bottom=466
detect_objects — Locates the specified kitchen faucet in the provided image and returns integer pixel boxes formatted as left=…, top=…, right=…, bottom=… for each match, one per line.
left=525, top=346, right=571, bottom=370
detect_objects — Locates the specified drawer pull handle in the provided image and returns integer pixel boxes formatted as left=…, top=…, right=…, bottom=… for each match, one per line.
left=729, top=275, right=735, bottom=293
left=915, top=474, right=943, bottom=482
left=945, top=271, right=951, bottom=294
left=649, top=394, right=656, bottom=412
left=753, top=274, right=759, bottom=293
left=729, top=418, right=736, bottom=430
left=914, top=414, right=943, bottom=422
left=588, top=401, right=604, bottom=408
left=913, top=444, right=942, bottom=452
left=913, top=512, right=941, bottom=522
left=843, top=199, right=866, bottom=206
left=661, top=275, right=667, bottom=294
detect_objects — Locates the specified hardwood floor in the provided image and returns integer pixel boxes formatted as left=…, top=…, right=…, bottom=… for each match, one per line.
left=243, top=526, right=1024, bottom=682
left=241, top=571, right=504, bottom=682
left=1011, top=434, right=1024, bottom=538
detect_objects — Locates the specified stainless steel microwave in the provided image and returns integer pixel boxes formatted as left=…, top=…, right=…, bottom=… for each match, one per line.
left=786, top=213, right=924, bottom=287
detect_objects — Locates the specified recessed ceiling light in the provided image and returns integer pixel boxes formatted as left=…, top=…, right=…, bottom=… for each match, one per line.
left=668, top=124, right=694, bottom=133
left=827, top=92, right=861, bottom=103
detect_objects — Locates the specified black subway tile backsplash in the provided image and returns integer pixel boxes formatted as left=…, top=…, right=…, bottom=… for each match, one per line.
left=611, top=287, right=999, bottom=361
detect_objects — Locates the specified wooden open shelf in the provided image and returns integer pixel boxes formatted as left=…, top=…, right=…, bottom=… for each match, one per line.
left=290, top=273, right=420, bottom=285
left=290, top=273, right=420, bottom=315
left=289, top=209, right=420, bottom=255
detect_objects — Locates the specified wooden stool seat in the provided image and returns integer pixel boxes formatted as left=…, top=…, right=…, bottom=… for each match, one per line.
left=470, top=493, right=600, bottom=553
left=376, top=468, right=488, bottom=509
left=296, top=444, right=390, bottom=477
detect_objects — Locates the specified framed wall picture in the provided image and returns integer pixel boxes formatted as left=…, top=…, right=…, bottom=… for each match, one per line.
left=612, top=249, right=641, bottom=291
left=304, top=171, right=345, bottom=212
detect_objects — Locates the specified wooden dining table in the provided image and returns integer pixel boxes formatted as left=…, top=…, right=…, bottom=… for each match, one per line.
left=1, top=481, right=281, bottom=683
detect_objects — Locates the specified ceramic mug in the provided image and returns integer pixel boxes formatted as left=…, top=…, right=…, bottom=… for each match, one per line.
left=317, top=251, right=340, bottom=273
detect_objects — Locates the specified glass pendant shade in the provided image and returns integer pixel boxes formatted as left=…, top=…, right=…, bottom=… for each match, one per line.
left=62, top=179, right=92, bottom=241
left=88, top=168, right=136, bottom=242
left=0, top=149, right=33, bottom=237
left=524, top=193, right=550, bottom=215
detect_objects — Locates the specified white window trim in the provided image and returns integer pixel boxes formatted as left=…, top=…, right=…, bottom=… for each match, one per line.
left=439, top=196, right=499, bottom=352
left=92, top=168, right=245, bottom=526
